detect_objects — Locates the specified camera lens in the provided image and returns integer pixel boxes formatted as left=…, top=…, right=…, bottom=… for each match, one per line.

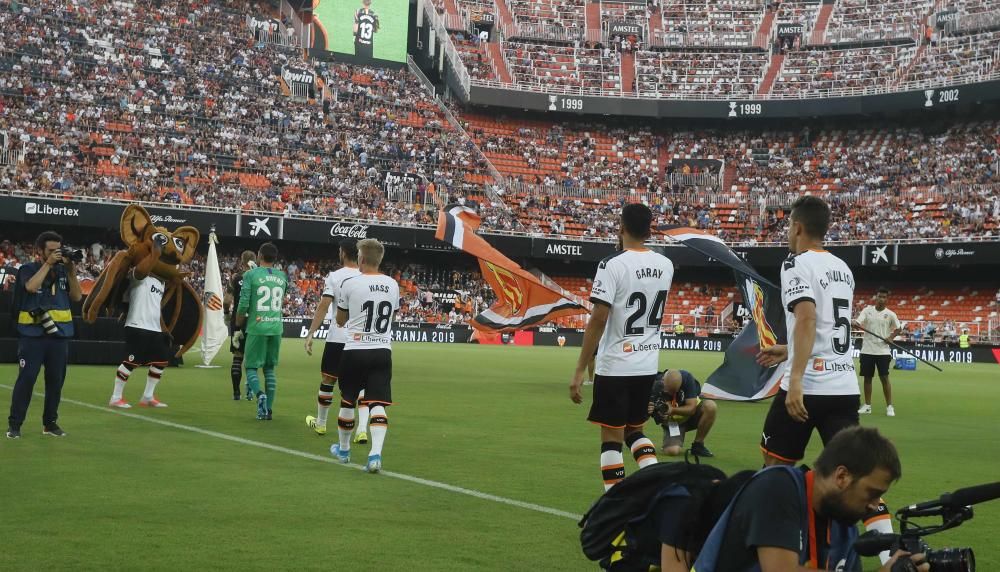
left=926, top=547, right=975, bottom=572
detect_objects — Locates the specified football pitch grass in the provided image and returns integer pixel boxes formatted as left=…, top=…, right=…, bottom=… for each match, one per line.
left=1, top=343, right=998, bottom=571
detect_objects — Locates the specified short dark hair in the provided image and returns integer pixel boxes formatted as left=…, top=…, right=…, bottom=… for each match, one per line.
left=790, top=196, right=831, bottom=239
left=339, top=239, right=358, bottom=262
left=35, top=231, right=63, bottom=250
left=814, top=426, right=901, bottom=482
left=258, top=242, right=278, bottom=263
left=877, top=287, right=889, bottom=295
left=621, top=203, right=653, bottom=240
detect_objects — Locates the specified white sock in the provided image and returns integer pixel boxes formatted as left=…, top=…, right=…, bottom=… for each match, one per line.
left=369, top=406, right=387, bottom=457
left=628, top=436, right=658, bottom=469
left=112, top=380, right=127, bottom=401
left=356, top=390, right=370, bottom=433
left=337, top=407, right=355, bottom=452
left=600, top=447, right=625, bottom=492
left=112, top=363, right=132, bottom=400
left=865, top=499, right=895, bottom=565
left=143, top=365, right=163, bottom=400
left=317, top=377, right=335, bottom=426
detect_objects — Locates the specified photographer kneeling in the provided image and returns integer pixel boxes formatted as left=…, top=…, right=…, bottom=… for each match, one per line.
left=693, top=426, right=928, bottom=572
left=6, top=232, right=82, bottom=439
left=648, top=369, right=717, bottom=458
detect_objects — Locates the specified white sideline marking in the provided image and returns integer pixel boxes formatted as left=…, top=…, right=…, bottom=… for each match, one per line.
left=0, top=384, right=582, bottom=521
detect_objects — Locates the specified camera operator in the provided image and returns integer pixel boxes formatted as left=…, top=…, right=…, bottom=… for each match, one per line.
left=693, top=426, right=928, bottom=572
left=648, top=369, right=717, bottom=458
left=6, top=231, right=82, bottom=439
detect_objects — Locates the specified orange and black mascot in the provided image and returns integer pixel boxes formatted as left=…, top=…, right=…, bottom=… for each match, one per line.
left=82, top=205, right=204, bottom=356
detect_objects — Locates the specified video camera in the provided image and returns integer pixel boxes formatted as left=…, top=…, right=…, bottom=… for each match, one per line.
left=854, top=481, right=1000, bottom=572
left=650, top=394, right=670, bottom=425
left=58, top=246, right=85, bottom=264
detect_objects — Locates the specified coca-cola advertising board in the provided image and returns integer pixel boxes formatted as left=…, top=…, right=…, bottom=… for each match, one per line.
left=281, top=216, right=415, bottom=247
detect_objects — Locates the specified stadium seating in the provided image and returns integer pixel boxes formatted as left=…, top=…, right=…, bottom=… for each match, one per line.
left=657, top=0, right=767, bottom=47
left=0, top=0, right=505, bottom=227
left=507, top=0, right=587, bottom=41
left=502, top=41, right=621, bottom=94
left=1, top=0, right=998, bottom=247
left=822, top=0, right=932, bottom=44
left=771, top=45, right=917, bottom=96
left=447, top=0, right=1000, bottom=100
left=900, top=30, right=1000, bottom=87
left=635, top=49, right=768, bottom=97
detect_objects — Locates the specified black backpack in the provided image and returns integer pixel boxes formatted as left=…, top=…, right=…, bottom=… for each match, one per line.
left=579, top=461, right=728, bottom=570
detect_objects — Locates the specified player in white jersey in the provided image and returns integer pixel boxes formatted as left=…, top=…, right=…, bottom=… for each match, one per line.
left=331, top=239, right=399, bottom=474
left=304, top=240, right=364, bottom=437
left=757, top=196, right=861, bottom=466
left=570, top=204, right=674, bottom=491
left=756, top=198, right=898, bottom=565
left=108, top=253, right=171, bottom=409
left=855, top=287, right=902, bottom=417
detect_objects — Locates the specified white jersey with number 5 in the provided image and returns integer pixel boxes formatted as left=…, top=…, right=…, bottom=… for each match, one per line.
left=590, top=249, right=674, bottom=377
left=337, top=273, right=400, bottom=351
left=322, top=266, right=361, bottom=344
left=780, top=250, right=858, bottom=395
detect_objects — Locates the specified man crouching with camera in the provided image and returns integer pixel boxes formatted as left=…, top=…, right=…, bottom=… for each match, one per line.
left=648, top=369, right=717, bottom=458
left=693, top=426, right=928, bottom=572
left=6, top=231, right=82, bottom=439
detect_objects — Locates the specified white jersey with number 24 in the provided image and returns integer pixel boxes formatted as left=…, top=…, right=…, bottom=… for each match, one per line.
left=590, top=249, right=674, bottom=377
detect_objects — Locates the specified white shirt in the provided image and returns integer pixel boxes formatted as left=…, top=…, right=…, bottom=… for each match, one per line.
left=590, top=249, right=674, bottom=377
left=857, top=305, right=900, bottom=356
left=337, top=273, right=400, bottom=351
left=125, top=275, right=165, bottom=332
left=322, top=266, right=361, bottom=344
left=780, top=250, right=858, bottom=396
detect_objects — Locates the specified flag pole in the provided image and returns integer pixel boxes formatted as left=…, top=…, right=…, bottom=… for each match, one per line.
left=855, top=324, right=943, bottom=372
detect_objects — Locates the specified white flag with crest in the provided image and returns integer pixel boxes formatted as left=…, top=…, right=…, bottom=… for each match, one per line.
left=200, top=232, right=227, bottom=366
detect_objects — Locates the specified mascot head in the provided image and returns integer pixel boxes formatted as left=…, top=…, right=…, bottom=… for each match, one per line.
left=121, top=205, right=200, bottom=279
left=83, top=204, right=205, bottom=357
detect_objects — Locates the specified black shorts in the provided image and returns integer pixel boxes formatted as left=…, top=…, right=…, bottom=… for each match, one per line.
left=588, top=374, right=656, bottom=429
left=339, top=348, right=392, bottom=406
left=760, top=390, right=860, bottom=462
left=124, top=326, right=171, bottom=366
left=321, top=342, right=345, bottom=378
left=860, top=354, right=892, bottom=378
left=355, top=42, right=373, bottom=60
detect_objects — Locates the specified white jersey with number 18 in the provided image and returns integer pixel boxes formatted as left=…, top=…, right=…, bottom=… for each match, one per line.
left=590, top=249, right=674, bottom=377
left=337, top=273, right=400, bottom=351
left=780, top=249, right=858, bottom=396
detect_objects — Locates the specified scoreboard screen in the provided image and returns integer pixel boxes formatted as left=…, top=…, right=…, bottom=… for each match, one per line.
left=313, top=0, right=408, bottom=63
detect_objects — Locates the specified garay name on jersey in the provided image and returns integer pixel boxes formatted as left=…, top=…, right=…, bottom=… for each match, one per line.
left=635, top=267, right=664, bottom=280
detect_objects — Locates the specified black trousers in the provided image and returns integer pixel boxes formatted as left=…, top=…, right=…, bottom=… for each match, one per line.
left=8, top=337, right=68, bottom=428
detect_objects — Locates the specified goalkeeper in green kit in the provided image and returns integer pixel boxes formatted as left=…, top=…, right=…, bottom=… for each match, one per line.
left=235, top=243, right=288, bottom=420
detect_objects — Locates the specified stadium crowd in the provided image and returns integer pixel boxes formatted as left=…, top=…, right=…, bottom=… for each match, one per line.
left=0, top=0, right=997, bottom=247
left=0, top=0, right=514, bottom=228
